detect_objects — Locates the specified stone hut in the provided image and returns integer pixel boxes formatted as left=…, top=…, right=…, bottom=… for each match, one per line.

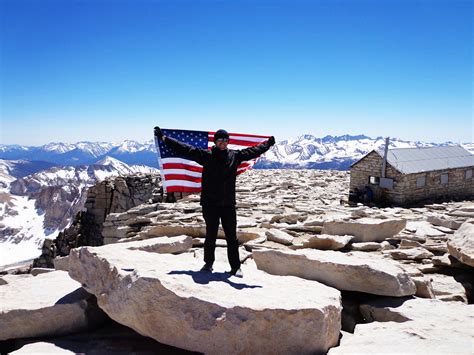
left=350, top=145, right=474, bottom=205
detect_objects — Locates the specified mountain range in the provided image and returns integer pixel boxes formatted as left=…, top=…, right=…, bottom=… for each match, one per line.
left=0, top=140, right=158, bottom=167
left=1, top=135, right=472, bottom=170
left=257, top=135, right=474, bottom=170
left=0, top=134, right=473, bottom=268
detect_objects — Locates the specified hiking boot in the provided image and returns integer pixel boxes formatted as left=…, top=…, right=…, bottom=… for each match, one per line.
left=227, top=268, right=243, bottom=278
left=200, top=263, right=213, bottom=272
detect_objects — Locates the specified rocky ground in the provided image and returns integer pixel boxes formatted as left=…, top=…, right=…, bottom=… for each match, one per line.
left=1, top=169, right=473, bottom=354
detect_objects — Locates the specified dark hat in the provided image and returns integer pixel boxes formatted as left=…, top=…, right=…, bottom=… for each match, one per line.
left=214, top=129, right=229, bottom=142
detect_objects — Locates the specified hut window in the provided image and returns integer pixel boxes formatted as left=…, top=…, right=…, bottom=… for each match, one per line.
left=440, top=174, right=449, bottom=185
left=369, top=176, right=380, bottom=185
left=380, top=177, right=394, bottom=189
left=466, top=169, right=473, bottom=179
left=416, top=176, right=426, bottom=187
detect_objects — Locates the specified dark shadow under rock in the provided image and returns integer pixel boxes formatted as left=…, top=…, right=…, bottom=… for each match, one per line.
left=340, top=291, right=375, bottom=333
left=2, top=320, right=201, bottom=355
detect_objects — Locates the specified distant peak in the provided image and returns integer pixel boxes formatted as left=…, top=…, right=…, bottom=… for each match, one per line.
left=95, top=156, right=126, bottom=166
left=121, top=139, right=140, bottom=144
left=321, top=134, right=371, bottom=143
left=297, top=134, right=317, bottom=141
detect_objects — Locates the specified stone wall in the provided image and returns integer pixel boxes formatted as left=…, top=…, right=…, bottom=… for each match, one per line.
left=399, top=168, right=474, bottom=205
left=350, top=151, right=474, bottom=205
left=350, top=151, right=404, bottom=203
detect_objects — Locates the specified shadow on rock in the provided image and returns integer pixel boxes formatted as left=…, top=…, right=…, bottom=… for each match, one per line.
left=168, top=270, right=263, bottom=290
left=55, top=287, right=90, bottom=305
left=2, top=320, right=200, bottom=355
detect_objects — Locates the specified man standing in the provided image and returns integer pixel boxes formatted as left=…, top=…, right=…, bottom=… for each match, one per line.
left=154, top=127, right=275, bottom=277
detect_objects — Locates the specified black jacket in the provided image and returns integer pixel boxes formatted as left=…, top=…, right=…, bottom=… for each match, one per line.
left=163, top=136, right=273, bottom=206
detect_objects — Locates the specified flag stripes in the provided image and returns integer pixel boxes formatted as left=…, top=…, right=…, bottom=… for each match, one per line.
left=156, top=128, right=270, bottom=193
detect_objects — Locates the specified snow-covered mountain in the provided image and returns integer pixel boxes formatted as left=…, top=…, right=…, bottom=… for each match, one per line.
left=42, top=141, right=115, bottom=156
left=0, top=141, right=143, bottom=166
left=8, top=157, right=160, bottom=229
left=95, top=156, right=157, bottom=175
left=1, top=135, right=471, bottom=170
left=462, top=143, right=474, bottom=154
left=256, top=135, right=473, bottom=170
left=0, top=159, right=58, bottom=178
left=0, top=157, right=159, bottom=268
left=111, top=140, right=152, bottom=153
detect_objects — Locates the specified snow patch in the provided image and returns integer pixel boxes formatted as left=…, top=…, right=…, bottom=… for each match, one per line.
left=0, top=194, right=47, bottom=267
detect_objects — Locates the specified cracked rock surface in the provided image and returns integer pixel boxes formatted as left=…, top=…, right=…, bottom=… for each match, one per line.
left=68, top=237, right=342, bottom=354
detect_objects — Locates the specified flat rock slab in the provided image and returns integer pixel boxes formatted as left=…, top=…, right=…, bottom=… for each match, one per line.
left=383, top=247, right=434, bottom=261
left=432, top=254, right=468, bottom=268
left=235, top=228, right=267, bottom=243
left=349, top=242, right=382, bottom=251
left=67, top=241, right=342, bottom=354
left=406, top=221, right=446, bottom=237
left=253, top=249, right=416, bottom=296
left=0, top=271, right=105, bottom=341
left=299, top=234, right=353, bottom=250
left=127, top=224, right=209, bottom=240
left=125, top=235, right=193, bottom=254
left=427, top=215, right=463, bottom=230
left=329, top=318, right=473, bottom=355
left=265, top=228, right=294, bottom=245
left=447, top=219, right=474, bottom=267
left=322, top=218, right=406, bottom=242
left=133, top=224, right=264, bottom=244
left=359, top=297, right=473, bottom=323
left=334, top=298, right=474, bottom=355
left=429, top=273, right=468, bottom=303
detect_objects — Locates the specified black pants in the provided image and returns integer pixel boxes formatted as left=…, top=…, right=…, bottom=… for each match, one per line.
left=202, top=205, right=240, bottom=271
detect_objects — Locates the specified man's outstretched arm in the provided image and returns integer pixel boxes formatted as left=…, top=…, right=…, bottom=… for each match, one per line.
left=154, top=127, right=207, bottom=165
left=237, top=136, right=275, bottom=162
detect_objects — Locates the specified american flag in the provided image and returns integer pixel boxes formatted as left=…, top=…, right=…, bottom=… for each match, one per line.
left=155, top=129, right=271, bottom=193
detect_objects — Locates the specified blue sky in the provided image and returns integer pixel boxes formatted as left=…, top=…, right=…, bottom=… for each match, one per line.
left=1, top=0, right=472, bottom=145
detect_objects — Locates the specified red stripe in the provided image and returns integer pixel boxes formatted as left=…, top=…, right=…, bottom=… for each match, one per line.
left=164, top=161, right=253, bottom=172
left=228, top=138, right=268, bottom=146
left=166, top=186, right=202, bottom=193
left=207, top=135, right=269, bottom=147
left=238, top=162, right=252, bottom=168
left=164, top=174, right=202, bottom=183
left=163, top=163, right=203, bottom=172
left=209, top=131, right=271, bottom=139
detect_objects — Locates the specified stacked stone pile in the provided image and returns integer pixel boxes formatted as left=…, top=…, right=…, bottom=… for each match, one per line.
left=3, top=169, right=473, bottom=353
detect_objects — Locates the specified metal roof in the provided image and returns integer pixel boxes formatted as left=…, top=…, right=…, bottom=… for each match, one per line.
left=376, top=145, right=474, bottom=174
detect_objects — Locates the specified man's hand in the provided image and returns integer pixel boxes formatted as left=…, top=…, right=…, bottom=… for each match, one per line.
left=268, top=136, right=275, bottom=146
left=154, top=126, right=164, bottom=140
